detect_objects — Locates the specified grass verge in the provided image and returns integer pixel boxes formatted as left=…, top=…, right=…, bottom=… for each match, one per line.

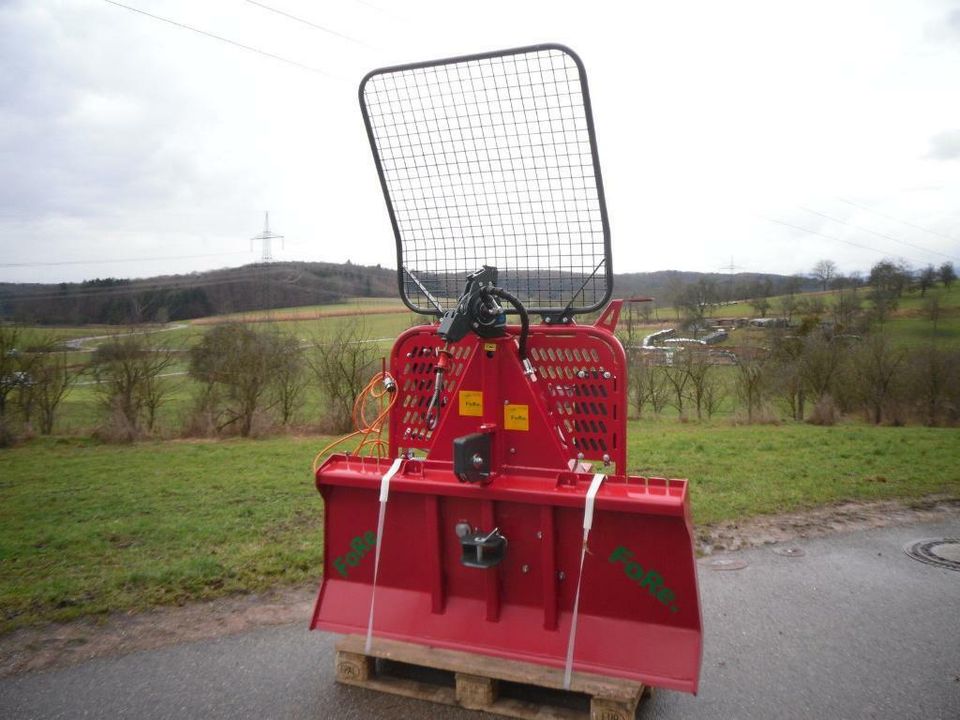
left=0, top=436, right=326, bottom=633
left=1, top=422, right=958, bottom=632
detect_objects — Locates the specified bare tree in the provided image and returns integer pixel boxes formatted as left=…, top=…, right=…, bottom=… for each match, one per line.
left=627, top=348, right=652, bottom=418
left=909, top=345, right=958, bottom=426
left=676, top=279, right=718, bottom=328
left=800, top=331, right=845, bottom=403
left=91, top=335, right=177, bottom=439
left=776, top=294, right=799, bottom=325
left=854, top=333, right=905, bottom=424
left=770, top=334, right=805, bottom=421
left=11, top=336, right=75, bottom=435
left=189, top=324, right=279, bottom=437
left=749, top=294, right=771, bottom=318
left=271, top=332, right=308, bottom=425
left=662, top=353, right=691, bottom=417
left=747, top=278, right=773, bottom=318
left=0, top=325, right=23, bottom=422
left=834, top=287, right=862, bottom=330
left=918, top=265, right=938, bottom=297
left=682, top=349, right=714, bottom=421
left=648, top=366, right=672, bottom=415
left=308, top=322, right=378, bottom=433
left=939, top=261, right=955, bottom=291
left=812, top=260, right=837, bottom=291
left=924, top=296, right=942, bottom=336
left=735, top=351, right=769, bottom=423
left=33, top=350, right=75, bottom=435
left=701, top=371, right=728, bottom=419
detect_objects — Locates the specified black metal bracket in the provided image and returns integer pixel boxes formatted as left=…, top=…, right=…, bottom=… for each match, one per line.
left=453, top=432, right=493, bottom=483
left=437, top=266, right=506, bottom=344
left=457, top=526, right=507, bottom=569
left=539, top=311, right=576, bottom=326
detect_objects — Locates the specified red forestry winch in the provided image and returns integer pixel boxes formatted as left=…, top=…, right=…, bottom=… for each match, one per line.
left=311, top=44, right=703, bottom=694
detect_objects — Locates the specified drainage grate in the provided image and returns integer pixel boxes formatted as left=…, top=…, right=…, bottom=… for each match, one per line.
left=903, top=538, right=960, bottom=571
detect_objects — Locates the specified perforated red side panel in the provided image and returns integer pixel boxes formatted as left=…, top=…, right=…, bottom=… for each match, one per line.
left=389, top=330, right=468, bottom=450
left=527, top=336, right=624, bottom=467
left=388, top=324, right=627, bottom=471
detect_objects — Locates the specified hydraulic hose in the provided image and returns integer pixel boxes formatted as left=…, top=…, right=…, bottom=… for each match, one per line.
left=483, top=287, right=530, bottom=362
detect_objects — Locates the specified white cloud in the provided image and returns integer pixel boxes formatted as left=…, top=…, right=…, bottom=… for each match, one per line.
left=1, top=0, right=958, bottom=284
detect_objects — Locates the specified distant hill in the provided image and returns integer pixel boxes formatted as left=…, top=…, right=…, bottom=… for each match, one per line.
left=613, top=270, right=818, bottom=304
left=0, top=262, right=397, bottom=325
left=0, top=262, right=816, bottom=325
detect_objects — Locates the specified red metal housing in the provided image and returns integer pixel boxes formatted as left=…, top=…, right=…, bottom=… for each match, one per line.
left=312, top=316, right=703, bottom=693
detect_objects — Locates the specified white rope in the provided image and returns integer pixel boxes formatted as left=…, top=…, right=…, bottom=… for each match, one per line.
left=563, top=472, right=605, bottom=690
left=364, top=457, right=403, bottom=654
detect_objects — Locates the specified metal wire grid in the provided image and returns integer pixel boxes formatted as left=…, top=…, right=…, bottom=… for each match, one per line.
left=361, top=45, right=611, bottom=315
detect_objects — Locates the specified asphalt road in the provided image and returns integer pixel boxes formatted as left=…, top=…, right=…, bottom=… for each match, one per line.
left=1, top=519, right=958, bottom=720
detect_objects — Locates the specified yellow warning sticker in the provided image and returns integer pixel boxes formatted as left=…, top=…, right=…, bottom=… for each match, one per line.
left=459, top=390, right=483, bottom=417
left=483, top=342, right=497, bottom=353
left=504, top=404, right=529, bottom=431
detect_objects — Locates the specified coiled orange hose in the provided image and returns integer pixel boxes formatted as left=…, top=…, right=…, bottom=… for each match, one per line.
left=311, top=372, right=398, bottom=474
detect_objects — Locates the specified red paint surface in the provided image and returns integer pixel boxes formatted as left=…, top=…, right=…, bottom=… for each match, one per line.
left=312, top=323, right=703, bottom=693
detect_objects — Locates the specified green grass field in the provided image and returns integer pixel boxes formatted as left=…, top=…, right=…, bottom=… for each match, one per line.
left=2, top=287, right=958, bottom=633
left=1, top=422, right=957, bottom=633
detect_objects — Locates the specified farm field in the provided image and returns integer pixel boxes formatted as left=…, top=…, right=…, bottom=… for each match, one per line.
left=1, top=422, right=958, bottom=633
left=19, top=299, right=423, bottom=434
left=714, top=285, right=960, bottom=349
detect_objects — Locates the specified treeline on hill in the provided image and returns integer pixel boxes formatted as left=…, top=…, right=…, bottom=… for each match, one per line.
left=1, top=261, right=824, bottom=328
left=613, top=270, right=818, bottom=307
left=1, top=259, right=956, bottom=445
left=625, top=260, right=960, bottom=427
left=0, top=261, right=397, bottom=325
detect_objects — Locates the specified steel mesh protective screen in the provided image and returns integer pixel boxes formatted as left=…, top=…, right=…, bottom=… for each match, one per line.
left=360, top=44, right=612, bottom=316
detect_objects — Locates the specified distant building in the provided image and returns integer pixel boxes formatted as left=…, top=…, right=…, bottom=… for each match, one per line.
left=749, top=317, right=788, bottom=328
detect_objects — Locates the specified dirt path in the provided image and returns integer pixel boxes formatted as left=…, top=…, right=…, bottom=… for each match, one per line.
left=2, top=495, right=957, bottom=678
left=63, top=323, right=189, bottom=352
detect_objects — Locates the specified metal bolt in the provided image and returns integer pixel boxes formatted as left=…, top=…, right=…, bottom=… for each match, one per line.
left=603, top=371, right=612, bottom=379
left=544, top=317, right=552, bottom=324
left=558, top=571, right=566, bottom=581
left=577, top=370, right=586, bottom=379
left=577, top=452, right=585, bottom=460
left=521, top=564, right=530, bottom=574
left=603, top=453, right=611, bottom=465
left=504, top=399, right=510, bottom=405
left=471, top=454, right=484, bottom=469
left=509, top=447, right=516, bottom=454
left=562, top=317, right=571, bottom=324
left=536, top=530, right=543, bottom=539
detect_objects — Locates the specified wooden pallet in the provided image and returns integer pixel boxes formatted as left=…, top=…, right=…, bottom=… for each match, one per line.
left=334, top=635, right=651, bottom=720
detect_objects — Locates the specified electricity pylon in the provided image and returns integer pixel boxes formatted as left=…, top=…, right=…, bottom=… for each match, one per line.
left=251, top=212, right=284, bottom=262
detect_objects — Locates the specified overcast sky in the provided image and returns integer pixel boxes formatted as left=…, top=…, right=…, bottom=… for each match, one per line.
left=2, top=0, right=959, bottom=284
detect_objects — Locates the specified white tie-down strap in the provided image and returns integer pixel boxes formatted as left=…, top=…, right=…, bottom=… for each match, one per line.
left=364, top=457, right=403, bottom=654
left=563, top=472, right=605, bottom=690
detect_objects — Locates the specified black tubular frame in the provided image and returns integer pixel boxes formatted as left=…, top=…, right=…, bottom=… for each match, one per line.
left=359, top=43, right=613, bottom=317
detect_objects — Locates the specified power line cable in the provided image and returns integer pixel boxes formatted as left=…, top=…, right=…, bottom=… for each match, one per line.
left=242, top=0, right=369, bottom=47
left=798, top=206, right=958, bottom=263
left=836, top=197, right=959, bottom=245
left=761, top=216, right=916, bottom=261
left=103, top=0, right=332, bottom=76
